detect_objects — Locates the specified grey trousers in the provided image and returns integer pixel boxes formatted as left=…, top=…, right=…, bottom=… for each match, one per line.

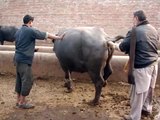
left=129, top=64, right=158, bottom=120
left=15, top=62, right=33, bottom=96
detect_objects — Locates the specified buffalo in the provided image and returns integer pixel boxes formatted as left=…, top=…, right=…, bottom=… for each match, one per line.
left=53, top=27, right=123, bottom=105
left=0, top=25, right=18, bottom=45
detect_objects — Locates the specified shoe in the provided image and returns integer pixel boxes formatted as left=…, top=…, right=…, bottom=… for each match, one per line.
left=123, top=115, right=132, bottom=120
left=18, top=103, right=35, bottom=109
left=141, top=110, right=150, bottom=117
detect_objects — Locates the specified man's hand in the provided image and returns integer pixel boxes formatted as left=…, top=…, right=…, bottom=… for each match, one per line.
left=34, top=48, right=39, bottom=52
left=107, top=41, right=116, bottom=49
left=47, top=32, right=65, bottom=40
left=59, top=33, right=65, bottom=40
left=128, top=73, right=135, bottom=85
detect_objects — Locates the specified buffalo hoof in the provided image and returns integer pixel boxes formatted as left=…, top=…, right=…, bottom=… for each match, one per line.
left=65, top=88, right=73, bottom=93
left=64, top=83, right=68, bottom=88
left=103, top=81, right=107, bottom=87
left=87, top=99, right=99, bottom=106
left=64, top=82, right=72, bottom=88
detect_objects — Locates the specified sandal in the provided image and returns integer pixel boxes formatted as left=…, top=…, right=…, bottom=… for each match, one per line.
left=18, top=103, right=35, bottom=109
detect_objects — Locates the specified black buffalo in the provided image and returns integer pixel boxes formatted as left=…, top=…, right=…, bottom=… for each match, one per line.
left=53, top=27, right=123, bottom=105
left=0, top=25, right=18, bottom=45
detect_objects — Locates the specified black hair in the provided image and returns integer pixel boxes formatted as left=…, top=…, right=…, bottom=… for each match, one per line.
left=23, top=14, right=34, bottom=24
left=134, top=10, right=147, bottom=21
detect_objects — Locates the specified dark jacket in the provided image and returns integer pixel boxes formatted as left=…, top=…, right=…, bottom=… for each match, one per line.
left=119, top=21, right=159, bottom=68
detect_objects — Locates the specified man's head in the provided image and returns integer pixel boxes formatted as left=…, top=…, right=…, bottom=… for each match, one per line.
left=133, top=10, right=147, bottom=26
left=23, top=15, right=34, bottom=27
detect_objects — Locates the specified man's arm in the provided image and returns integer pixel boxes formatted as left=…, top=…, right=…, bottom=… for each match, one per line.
left=32, top=28, right=65, bottom=40
left=119, top=30, right=132, bottom=54
left=107, top=30, right=132, bottom=54
left=47, top=32, right=65, bottom=40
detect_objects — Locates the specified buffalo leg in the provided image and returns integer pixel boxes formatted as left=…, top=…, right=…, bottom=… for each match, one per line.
left=64, top=70, right=73, bottom=92
left=89, top=72, right=104, bottom=105
left=93, top=79, right=104, bottom=105
left=103, top=63, right=112, bottom=80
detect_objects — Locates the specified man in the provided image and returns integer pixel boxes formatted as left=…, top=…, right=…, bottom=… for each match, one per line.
left=108, top=10, right=159, bottom=120
left=14, top=14, right=64, bottom=109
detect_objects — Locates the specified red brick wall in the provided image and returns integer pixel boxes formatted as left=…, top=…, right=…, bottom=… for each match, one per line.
left=0, top=0, right=160, bottom=37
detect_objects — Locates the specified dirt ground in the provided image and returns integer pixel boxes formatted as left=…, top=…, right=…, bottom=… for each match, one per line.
left=0, top=74, right=160, bottom=120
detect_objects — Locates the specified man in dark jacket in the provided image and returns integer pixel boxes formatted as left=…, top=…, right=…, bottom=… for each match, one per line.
left=108, top=10, right=159, bottom=120
left=14, top=14, right=64, bottom=109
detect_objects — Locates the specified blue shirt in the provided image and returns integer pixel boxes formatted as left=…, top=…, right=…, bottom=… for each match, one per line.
left=14, top=25, right=46, bottom=65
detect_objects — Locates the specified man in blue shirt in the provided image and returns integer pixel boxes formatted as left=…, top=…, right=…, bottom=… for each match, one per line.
left=14, top=14, right=64, bottom=109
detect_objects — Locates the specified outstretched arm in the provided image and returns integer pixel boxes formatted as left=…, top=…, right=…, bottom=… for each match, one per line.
left=47, top=32, right=65, bottom=40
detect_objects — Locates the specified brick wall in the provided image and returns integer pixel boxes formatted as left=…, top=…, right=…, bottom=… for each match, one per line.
left=0, top=0, right=160, bottom=37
